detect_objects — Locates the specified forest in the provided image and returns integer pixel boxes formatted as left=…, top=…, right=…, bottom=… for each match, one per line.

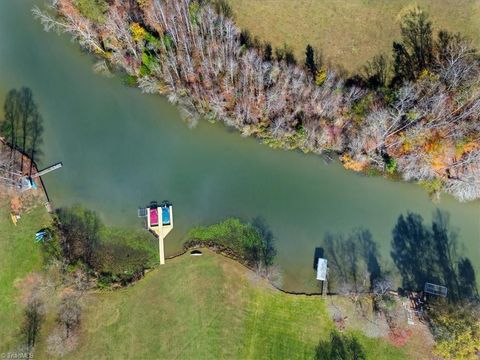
left=32, top=0, right=480, bottom=201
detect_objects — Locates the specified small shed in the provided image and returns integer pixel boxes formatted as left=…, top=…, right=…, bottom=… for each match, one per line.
left=316, top=258, right=328, bottom=281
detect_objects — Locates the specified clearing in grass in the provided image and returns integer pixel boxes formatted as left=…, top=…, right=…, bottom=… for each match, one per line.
left=0, top=199, right=51, bottom=352
left=37, top=250, right=412, bottom=359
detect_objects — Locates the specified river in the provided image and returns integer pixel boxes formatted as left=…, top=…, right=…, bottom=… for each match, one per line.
left=1, top=0, right=479, bottom=292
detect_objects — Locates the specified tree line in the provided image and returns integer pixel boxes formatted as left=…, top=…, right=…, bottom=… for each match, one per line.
left=33, top=1, right=480, bottom=202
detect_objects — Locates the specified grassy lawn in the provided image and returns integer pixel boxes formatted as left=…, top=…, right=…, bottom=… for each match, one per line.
left=38, top=250, right=410, bottom=359
left=0, top=199, right=51, bottom=352
left=227, top=0, right=480, bottom=71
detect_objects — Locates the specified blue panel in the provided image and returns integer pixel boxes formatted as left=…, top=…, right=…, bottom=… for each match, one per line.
left=162, top=206, right=170, bottom=225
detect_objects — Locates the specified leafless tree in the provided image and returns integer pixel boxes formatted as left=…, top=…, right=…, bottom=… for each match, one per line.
left=47, top=291, right=82, bottom=357
left=373, top=277, right=393, bottom=297
left=35, top=0, right=480, bottom=201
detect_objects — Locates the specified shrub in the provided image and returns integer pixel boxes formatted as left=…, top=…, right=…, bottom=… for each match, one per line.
left=140, top=50, right=160, bottom=76
left=123, top=74, right=137, bottom=87
left=341, top=154, right=367, bottom=172
left=74, top=0, right=108, bottom=23
left=130, top=23, right=147, bottom=42
left=315, top=67, right=327, bottom=86
left=275, top=44, right=296, bottom=65
left=40, top=229, right=63, bottom=262
left=91, top=227, right=158, bottom=285
left=55, top=206, right=157, bottom=285
left=351, top=94, right=374, bottom=124
left=188, top=218, right=256, bottom=254
left=385, top=157, right=397, bottom=174
left=430, top=302, right=480, bottom=360
left=136, top=0, right=150, bottom=10
left=55, top=205, right=101, bottom=268
left=419, top=178, right=443, bottom=196
left=209, top=0, right=233, bottom=18
left=187, top=218, right=276, bottom=268
left=188, top=1, right=201, bottom=25
left=91, top=243, right=150, bottom=283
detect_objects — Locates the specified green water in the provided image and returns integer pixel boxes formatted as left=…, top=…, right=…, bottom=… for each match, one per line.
left=1, top=0, right=479, bottom=292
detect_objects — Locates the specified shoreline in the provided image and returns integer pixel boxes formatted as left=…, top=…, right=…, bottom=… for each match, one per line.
left=34, top=0, right=480, bottom=202
left=0, top=137, right=52, bottom=212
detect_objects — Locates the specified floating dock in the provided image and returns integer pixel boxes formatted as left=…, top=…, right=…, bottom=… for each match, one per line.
left=316, top=258, right=328, bottom=296
left=144, top=201, right=173, bottom=265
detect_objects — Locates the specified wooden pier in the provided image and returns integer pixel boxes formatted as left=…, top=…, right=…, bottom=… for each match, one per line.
left=146, top=202, right=173, bottom=265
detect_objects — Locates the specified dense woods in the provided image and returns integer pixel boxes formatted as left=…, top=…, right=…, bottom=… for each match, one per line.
left=33, top=0, right=480, bottom=201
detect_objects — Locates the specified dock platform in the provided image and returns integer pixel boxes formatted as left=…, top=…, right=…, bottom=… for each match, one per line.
left=146, top=201, right=173, bottom=265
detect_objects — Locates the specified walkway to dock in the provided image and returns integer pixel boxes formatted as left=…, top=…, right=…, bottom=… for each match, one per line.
left=147, top=205, right=173, bottom=265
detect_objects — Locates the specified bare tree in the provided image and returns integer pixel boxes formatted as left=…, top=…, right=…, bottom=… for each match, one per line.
left=35, top=0, right=480, bottom=202
left=373, top=277, right=393, bottom=297
left=47, top=292, right=82, bottom=357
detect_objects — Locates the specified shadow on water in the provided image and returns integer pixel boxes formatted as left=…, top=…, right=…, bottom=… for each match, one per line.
left=319, top=228, right=386, bottom=294
left=313, top=247, right=324, bottom=270
left=356, top=229, right=382, bottom=288
left=251, top=216, right=276, bottom=268
left=391, top=209, right=478, bottom=301
left=1, top=87, right=44, bottom=174
left=317, top=210, right=478, bottom=301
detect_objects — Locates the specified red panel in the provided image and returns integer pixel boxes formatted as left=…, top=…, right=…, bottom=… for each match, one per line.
left=149, top=208, right=159, bottom=226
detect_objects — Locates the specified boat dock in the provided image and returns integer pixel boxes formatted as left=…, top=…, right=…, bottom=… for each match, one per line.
left=141, top=201, right=173, bottom=265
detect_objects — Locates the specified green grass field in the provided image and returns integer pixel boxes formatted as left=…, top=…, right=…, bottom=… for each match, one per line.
left=37, top=250, right=409, bottom=359
left=0, top=200, right=51, bottom=352
left=227, top=0, right=480, bottom=71
left=0, top=200, right=421, bottom=359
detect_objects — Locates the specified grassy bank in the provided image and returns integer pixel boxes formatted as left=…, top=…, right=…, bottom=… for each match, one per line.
left=0, top=200, right=51, bottom=352
left=227, top=0, right=480, bottom=71
left=39, top=250, right=409, bottom=359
